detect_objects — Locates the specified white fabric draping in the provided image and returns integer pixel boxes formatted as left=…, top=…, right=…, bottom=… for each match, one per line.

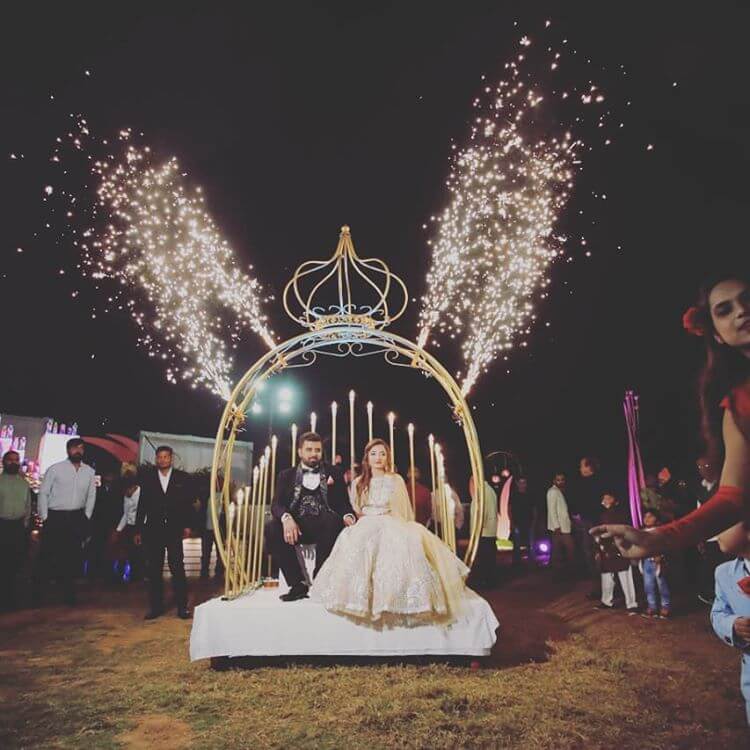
left=189, top=588, right=499, bottom=660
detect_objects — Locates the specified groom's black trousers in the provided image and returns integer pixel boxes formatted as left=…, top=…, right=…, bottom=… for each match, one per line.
left=265, top=511, right=343, bottom=587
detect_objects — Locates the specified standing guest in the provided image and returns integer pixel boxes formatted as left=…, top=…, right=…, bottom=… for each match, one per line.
left=0, top=450, right=32, bottom=611
left=640, top=473, right=677, bottom=522
left=639, top=509, right=672, bottom=618
left=406, top=466, right=433, bottom=527
left=574, top=457, right=605, bottom=598
left=657, top=466, right=693, bottom=518
left=596, top=492, right=638, bottom=614
left=114, top=478, right=142, bottom=582
left=547, top=472, right=575, bottom=573
left=134, top=446, right=192, bottom=619
left=469, top=475, right=498, bottom=588
left=32, top=438, right=96, bottom=606
left=509, top=476, right=533, bottom=567
left=200, top=477, right=225, bottom=579
left=88, top=471, right=122, bottom=582
left=710, top=522, right=750, bottom=726
left=592, top=272, right=750, bottom=557
left=696, top=455, right=727, bottom=605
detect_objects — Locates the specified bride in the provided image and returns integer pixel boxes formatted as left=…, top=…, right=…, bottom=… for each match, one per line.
left=310, top=438, right=469, bottom=626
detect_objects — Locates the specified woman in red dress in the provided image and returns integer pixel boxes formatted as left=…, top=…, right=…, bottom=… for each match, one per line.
left=592, top=272, right=750, bottom=557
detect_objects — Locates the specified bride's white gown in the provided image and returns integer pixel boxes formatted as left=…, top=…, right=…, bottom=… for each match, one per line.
left=310, top=473, right=469, bottom=626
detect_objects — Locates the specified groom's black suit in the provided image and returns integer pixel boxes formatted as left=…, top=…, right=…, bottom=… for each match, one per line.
left=266, top=463, right=355, bottom=588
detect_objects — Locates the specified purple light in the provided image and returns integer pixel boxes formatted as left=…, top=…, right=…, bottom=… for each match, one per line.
left=624, top=390, right=645, bottom=528
left=536, top=540, right=550, bottom=553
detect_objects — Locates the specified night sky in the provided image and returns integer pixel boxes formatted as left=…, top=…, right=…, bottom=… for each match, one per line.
left=1, top=2, right=748, bottom=489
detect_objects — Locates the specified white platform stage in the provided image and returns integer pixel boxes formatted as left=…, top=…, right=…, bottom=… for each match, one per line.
left=189, top=587, right=499, bottom=662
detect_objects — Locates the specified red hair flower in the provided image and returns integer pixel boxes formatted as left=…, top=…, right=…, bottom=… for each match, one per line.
left=682, top=306, right=705, bottom=337
left=738, top=576, right=750, bottom=596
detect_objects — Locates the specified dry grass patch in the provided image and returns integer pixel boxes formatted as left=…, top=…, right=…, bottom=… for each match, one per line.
left=117, top=714, right=193, bottom=749
left=0, top=576, right=747, bottom=748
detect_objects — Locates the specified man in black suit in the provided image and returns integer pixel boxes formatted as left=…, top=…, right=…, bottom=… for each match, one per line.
left=134, top=445, right=192, bottom=620
left=266, top=432, right=356, bottom=601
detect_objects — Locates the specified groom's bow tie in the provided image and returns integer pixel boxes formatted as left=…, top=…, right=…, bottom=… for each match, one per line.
left=302, top=466, right=321, bottom=474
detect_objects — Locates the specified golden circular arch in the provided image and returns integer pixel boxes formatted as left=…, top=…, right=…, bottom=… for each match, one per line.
left=209, top=328, right=485, bottom=598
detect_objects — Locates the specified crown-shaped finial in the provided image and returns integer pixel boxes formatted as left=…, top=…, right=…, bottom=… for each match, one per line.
left=282, top=225, right=408, bottom=331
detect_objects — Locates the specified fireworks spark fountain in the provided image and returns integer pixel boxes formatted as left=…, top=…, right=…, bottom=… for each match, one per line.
left=418, top=27, right=615, bottom=395
left=46, top=122, right=275, bottom=399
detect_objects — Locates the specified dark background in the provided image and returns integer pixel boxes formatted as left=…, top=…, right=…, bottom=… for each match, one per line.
left=1, top=2, right=747, bottom=491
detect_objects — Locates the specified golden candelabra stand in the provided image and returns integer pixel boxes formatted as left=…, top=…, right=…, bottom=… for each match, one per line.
left=211, top=226, right=484, bottom=599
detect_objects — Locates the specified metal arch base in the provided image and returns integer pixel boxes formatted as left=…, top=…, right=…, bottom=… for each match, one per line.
left=210, top=325, right=485, bottom=599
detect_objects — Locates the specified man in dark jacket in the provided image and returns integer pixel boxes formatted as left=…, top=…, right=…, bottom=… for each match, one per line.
left=265, top=432, right=356, bottom=602
left=596, top=491, right=638, bottom=613
left=135, top=446, right=192, bottom=619
left=573, top=456, right=607, bottom=598
left=87, top=471, right=122, bottom=583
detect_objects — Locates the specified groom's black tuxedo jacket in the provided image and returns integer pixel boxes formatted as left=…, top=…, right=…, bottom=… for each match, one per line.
left=271, top=464, right=355, bottom=522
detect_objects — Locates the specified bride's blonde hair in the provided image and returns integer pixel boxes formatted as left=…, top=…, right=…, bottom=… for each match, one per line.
left=356, top=438, right=391, bottom=504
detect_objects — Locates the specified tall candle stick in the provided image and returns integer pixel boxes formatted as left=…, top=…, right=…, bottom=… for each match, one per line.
left=366, top=401, right=373, bottom=443
left=407, top=423, right=416, bottom=514
left=247, top=466, right=260, bottom=586
left=428, top=433, right=436, bottom=494
left=331, top=401, right=338, bottom=463
left=434, top=444, right=446, bottom=541
left=387, top=412, right=396, bottom=471
left=310, top=411, right=317, bottom=434
left=349, top=390, right=356, bottom=475
left=270, top=435, right=278, bottom=500
left=291, top=423, right=297, bottom=467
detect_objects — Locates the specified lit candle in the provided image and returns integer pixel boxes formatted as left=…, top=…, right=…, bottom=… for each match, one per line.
left=349, top=390, right=356, bottom=475
left=366, top=401, right=373, bottom=442
left=331, top=401, right=338, bottom=463
left=387, top=412, right=396, bottom=471
left=407, top=423, right=416, bottom=514
left=310, top=411, right=317, bottom=433
left=291, top=423, right=297, bottom=467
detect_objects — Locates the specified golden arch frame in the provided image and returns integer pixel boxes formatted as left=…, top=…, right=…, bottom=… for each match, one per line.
left=210, top=326, right=485, bottom=599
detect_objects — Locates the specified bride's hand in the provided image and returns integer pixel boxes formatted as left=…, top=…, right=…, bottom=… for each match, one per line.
left=343, top=514, right=356, bottom=527
left=590, top=523, right=658, bottom=559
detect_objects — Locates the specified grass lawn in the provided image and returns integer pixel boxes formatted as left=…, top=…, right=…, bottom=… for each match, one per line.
left=0, top=568, right=746, bottom=748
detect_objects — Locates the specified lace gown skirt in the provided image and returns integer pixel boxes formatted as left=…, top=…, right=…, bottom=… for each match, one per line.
left=310, top=514, right=469, bottom=625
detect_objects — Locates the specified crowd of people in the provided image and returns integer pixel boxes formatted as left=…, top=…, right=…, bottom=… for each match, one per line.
left=518, top=454, right=728, bottom=620
left=0, top=439, right=723, bottom=621
left=0, top=270, right=748, bottom=719
left=0, top=441, right=198, bottom=619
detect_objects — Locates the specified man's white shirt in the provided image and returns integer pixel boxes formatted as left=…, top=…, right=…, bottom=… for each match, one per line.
left=158, top=467, right=173, bottom=494
left=38, top=460, right=96, bottom=521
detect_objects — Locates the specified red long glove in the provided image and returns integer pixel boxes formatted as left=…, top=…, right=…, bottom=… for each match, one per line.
left=654, top=485, right=745, bottom=549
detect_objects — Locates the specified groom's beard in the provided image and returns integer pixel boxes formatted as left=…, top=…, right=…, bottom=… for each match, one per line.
left=301, top=458, right=321, bottom=470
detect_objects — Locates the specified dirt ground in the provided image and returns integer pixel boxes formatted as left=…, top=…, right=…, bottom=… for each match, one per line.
left=0, top=564, right=746, bottom=748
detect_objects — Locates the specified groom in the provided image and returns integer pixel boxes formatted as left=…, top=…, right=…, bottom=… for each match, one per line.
left=266, top=432, right=356, bottom=601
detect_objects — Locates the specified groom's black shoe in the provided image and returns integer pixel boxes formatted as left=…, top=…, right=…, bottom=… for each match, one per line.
left=280, top=583, right=309, bottom=602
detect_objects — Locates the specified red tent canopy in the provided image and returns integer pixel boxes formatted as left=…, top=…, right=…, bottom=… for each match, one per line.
left=82, top=437, right=137, bottom=464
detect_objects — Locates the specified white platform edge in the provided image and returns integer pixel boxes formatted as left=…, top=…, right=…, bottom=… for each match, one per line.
left=189, top=588, right=499, bottom=661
